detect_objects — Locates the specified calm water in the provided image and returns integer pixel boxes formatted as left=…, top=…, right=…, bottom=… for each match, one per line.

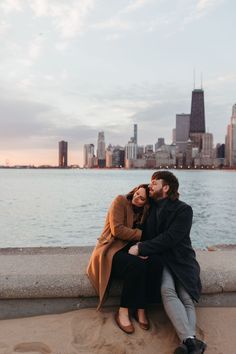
left=0, top=169, right=236, bottom=248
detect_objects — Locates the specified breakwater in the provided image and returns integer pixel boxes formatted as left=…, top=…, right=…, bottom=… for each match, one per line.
left=0, top=246, right=236, bottom=319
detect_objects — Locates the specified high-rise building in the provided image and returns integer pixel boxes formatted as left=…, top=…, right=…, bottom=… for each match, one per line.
left=176, top=114, right=190, bottom=153
left=202, top=133, right=213, bottom=158
left=155, top=138, right=165, bottom=152
left=97, top=131, right=106, bottom=168
left=83, top=144, right=95, bottom=168
left=190, top=89, right=206, bottom=133
left=189, top=88, right=206, bottom=150
left=225, top=104, right=236, bottom=167
left=112, top=146, right=125, bottom=168
left=58, top=140, right=68, bottom=167
left=106, top=146, right=113, bottom=168
left=134, top=124, right=138, bottom=144
left=125, top=141, right=137, bottom=160
left=172, top=128, right=176, bottom=144
left=145, top=145, right=154, bottom=154
left=216, top=144, right=225, bottom=159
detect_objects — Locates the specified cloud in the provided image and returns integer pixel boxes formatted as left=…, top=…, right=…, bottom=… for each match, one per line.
left=0, top=19, right=11, bottom=36
left=0, top=0, right=23, bottom=14
left=197, top=0, right=222, bottom=12
left=92, top=18, right=132, bottom=31
left=30, top=0, right=95, bottom=38
left=105, top=33, right=121, bottom=41
left=122, top=0, right=153, bottom=14
left=28, top=35, right=45, bottom=62
left=183, top=0, right=224, bottom=24
left=29, top=0, right=49, bottom=16
left=0, top=94, right=120, bottom=150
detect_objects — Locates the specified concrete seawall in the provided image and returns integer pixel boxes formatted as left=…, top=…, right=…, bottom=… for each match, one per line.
left=0, top=246, right=236, bottom=319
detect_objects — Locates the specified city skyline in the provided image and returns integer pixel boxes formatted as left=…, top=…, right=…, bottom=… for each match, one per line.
left=0, top=0, right=236, bottom=166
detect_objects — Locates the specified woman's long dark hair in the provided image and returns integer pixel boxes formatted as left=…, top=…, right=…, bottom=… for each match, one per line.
left=126, top=184, right=150, bottom=224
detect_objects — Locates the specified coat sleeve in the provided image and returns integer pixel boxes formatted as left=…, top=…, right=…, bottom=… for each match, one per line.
left=109, top=195, right=142, bottom=241
left=139, top=205, right=193, bottom=256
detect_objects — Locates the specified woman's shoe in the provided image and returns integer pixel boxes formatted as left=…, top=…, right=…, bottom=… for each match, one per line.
left=114, top=311, right=134, bottom=334
left=134, top=310, right=150, bottom=330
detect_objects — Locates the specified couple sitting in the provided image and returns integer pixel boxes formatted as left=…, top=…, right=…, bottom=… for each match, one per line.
left=87, top=171, right=207, bottom=354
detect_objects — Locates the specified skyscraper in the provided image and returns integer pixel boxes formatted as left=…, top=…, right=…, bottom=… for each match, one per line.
left=225, top=104, right=236, bottom=167
left=83, top=144, right=95, bottom=168
left=155, top=138, right=165, bottom=152
left=202, top=133, right=213, bottom=158
left=190, top=89, right=206, bottom=133
left=58, top=140, right=68, bottom=167
left=189, top=89, right=206, bottom=150
left=97, top=131, right=106, bottom=168
left=134, top=124, right=138, bottom=144
left=176, top=114, right=190, bottom=153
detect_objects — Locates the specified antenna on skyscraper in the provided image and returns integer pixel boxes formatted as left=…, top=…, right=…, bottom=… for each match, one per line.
left=201, top=72, right=203, bottom=89
left=193, top=68, right=196, bottom=89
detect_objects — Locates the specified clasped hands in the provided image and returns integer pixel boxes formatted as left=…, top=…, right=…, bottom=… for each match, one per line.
left=128, top=244, right=148, bottom=259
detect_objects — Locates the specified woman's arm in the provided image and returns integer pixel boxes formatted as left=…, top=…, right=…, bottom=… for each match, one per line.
left=109, top=195, right=142, bottom=241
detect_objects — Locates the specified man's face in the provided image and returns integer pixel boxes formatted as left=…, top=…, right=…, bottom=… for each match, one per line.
left=149, top=178, right=166, bottom=200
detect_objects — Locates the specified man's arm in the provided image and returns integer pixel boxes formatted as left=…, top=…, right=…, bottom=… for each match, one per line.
left=138, top=205, right=193, bottom=256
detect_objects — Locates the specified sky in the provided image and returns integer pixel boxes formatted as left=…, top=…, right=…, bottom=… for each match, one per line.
left=0, top=0, right=235, bottom=166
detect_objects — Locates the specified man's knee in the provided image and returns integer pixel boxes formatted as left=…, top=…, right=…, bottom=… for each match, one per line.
left=161, top=283, right=178, bottom=300
left=179, top=291, right=194, bottom=308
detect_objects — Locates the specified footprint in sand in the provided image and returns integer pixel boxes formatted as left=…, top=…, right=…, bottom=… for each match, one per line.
left=0, top=342, right=10, bottom=354
left=13, top=342, right=51, bottom=354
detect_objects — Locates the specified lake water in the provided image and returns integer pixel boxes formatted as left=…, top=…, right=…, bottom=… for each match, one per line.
left=0, top=169, right=235, bottom=249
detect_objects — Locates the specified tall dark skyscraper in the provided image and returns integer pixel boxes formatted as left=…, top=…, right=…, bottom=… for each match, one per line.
left=189, top=89, right=206, bottom=150
left=59, top=140, right=68, bottom=167
left=190, top=89, right=206, bottom=133
left=134, top=124, right=137, bottom=144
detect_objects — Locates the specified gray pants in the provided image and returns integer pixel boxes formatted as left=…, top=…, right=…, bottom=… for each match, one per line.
left=161, top=267, right=196, bottom=341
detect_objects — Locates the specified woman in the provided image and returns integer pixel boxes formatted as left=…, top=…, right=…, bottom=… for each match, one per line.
left=87, top=184, right=162, bottom=334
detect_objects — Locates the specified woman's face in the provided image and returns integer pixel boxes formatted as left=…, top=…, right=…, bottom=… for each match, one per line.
left=132, top=187, right=147, bottom=207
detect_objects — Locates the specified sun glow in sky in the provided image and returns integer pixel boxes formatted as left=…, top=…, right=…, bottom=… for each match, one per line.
left=0, top=0, right=235, bottom=166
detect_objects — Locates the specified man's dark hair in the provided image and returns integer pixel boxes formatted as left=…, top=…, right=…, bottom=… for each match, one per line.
left=151, top=171, right=179, bottom=200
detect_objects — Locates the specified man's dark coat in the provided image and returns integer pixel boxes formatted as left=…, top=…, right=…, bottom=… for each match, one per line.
left=139, top=198, right=202, bottom=301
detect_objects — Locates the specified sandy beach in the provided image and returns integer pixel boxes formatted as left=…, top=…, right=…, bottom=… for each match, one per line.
left=0, top=307, right=235, bottom=354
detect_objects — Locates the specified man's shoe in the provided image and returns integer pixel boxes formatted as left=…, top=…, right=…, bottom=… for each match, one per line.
left=114, top=311, right=134, bottom=334
left=195, top=338, right=207, bottom=353
left=184, top=338, right=207, bottom=354
left=173, top=343, right=188, bottom=354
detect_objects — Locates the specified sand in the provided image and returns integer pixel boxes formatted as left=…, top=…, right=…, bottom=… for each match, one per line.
left=0, top=307, right=235, bottom=354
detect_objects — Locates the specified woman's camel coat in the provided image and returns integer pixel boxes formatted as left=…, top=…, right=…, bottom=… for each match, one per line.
left=87, top=195, right=142, bottom=309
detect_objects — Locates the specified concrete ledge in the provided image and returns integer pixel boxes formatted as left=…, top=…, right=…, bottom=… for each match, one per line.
left=0, top=246, right=236, bottom=318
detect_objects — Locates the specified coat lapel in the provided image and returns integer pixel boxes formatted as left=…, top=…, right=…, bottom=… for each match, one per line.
left=155, top=199, right=176, bottom=233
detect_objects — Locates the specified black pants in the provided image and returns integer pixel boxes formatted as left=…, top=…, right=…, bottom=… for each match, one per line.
left=111, top=247, right=163, bottom=309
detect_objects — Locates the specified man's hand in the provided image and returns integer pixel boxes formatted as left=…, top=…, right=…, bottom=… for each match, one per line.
left=128, top=244, right=148, bottom=259
left=128, top=244, right=139, bottom=256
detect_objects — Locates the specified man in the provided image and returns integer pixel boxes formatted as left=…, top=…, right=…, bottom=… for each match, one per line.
left=129, top=171, right=206, bottom=354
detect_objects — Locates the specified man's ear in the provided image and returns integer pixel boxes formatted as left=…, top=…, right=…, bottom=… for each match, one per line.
left=163, top=184, right=169, bottom=193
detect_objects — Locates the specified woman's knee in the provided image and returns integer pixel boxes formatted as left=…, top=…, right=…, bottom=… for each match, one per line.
left=128, top=257, right=147, bottom=275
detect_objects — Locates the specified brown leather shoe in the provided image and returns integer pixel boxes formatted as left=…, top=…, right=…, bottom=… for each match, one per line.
left=134, top=310, right=150, bottom=330
left=114, top=311, right=134, bottom=334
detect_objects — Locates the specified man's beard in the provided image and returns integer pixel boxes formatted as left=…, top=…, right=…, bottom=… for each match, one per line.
left=150, top=188, right=165, bottom=200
